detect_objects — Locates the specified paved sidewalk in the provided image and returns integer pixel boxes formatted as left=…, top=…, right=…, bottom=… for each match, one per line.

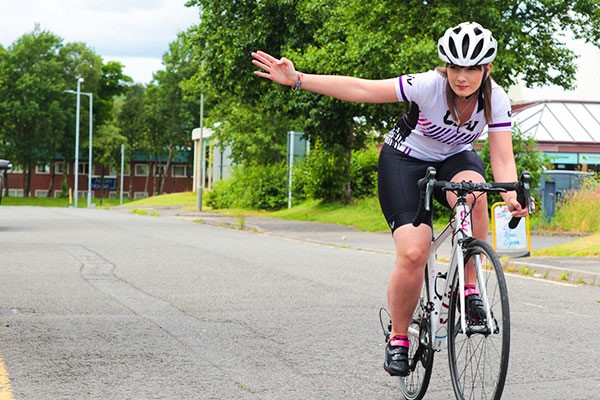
left=116, top=206, right=600, bottom=286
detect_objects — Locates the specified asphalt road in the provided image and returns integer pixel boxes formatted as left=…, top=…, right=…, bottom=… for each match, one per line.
left=0, top=206, right=598, bottom=399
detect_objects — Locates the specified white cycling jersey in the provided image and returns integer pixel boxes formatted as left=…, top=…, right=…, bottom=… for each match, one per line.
left=384, top=69, right=512, bottom=162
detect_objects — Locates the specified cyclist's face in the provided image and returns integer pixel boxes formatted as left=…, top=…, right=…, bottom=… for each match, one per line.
left=447, top=64, right=491, bottom=98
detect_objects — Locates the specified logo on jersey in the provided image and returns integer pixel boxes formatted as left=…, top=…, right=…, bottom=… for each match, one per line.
left=442, top=111, right=480, bottom=132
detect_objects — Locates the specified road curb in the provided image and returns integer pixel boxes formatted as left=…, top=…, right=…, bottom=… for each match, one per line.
left=508, top=259, right=599, bottom=286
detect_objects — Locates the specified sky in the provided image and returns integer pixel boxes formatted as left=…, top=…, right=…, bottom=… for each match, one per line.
left=508, top=37, right=600, bottom=102
left=0, top=0, right=199, bottom=84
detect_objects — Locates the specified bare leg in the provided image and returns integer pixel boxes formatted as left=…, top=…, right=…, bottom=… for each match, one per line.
left=446, top=171, right=489, bottom=284
left=387, top=223, right=432, bottom=338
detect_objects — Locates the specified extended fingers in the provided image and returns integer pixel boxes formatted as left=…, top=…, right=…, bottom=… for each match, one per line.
left=252, top=51, right=278, bottom=69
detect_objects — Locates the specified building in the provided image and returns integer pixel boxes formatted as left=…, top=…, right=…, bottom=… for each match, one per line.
left=508, top=37, right=600, bottom=172
left=511, top=100, right=600, bottom=171
left=5, top=150, right=191, bottom=200
left=191, top=127, right=232, bottom=193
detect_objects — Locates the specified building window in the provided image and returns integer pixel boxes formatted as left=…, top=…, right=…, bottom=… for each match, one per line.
left=134, top=192, right=148, bottom=199
left=77, top=162, right=89, bottom=174
left=110, top=165, right=130, bottom=176
left=172, top=165, right=187, bottom=178
left=36, top=164, right=50, bottom=174
left=8, top=189, right=23, bottom=197
left=10, top=165, right=24, bottom=174
left=154, top=165, right=166, bottom=176
left=135, top=164, right=149, bottom=177
left=35, top=190, right=49, bottom=198
left=54, top=162, right=68, bottom=174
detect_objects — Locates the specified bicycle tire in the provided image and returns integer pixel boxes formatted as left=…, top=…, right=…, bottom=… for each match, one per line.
left=447, top=239, right=510, bottom=400
left=399, top=266, right=434, bottom=400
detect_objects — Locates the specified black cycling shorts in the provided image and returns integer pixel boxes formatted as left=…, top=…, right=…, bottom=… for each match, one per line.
left=377, top=144, right=486, bottom=232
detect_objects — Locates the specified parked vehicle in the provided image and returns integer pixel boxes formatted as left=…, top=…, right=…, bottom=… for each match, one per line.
left=0, top=160, right=12, bottom=204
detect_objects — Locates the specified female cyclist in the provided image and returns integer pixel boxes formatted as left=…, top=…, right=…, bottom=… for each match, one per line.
left=252, top=22, right=530, bottom=377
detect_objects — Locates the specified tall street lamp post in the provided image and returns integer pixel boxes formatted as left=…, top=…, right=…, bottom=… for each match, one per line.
left=65, top=80, right=93, bottom=207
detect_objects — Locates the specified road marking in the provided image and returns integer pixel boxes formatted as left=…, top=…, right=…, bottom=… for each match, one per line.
left=0, top=354, right=14, bottom=400
left=505, top=272, right=578, bottom=286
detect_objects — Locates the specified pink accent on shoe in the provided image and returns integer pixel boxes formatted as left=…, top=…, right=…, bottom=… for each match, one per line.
left=390, top=336, right=409, bottom=348
left=464, top=288, right=480, bottom=296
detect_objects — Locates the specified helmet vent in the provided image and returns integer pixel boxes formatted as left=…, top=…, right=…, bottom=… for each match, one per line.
left=484, top=47, right=496, bottom=59
left=472, top=39, right=484, bottom=59
left=439, top=45, right=448, bottom=58
left=462, top=35, right=471, bottom=58
left=449, top=38, right=459, bottom=59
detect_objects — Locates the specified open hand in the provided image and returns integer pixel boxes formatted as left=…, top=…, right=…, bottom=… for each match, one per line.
left=252, top=51, right=297, bottom=87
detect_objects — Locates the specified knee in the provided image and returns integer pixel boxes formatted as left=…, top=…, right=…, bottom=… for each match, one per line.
left=395, top=244, right=429, bottom=270
left=471, top=194, right=489, bottom=220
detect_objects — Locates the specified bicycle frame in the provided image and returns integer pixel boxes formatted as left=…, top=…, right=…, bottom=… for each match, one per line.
left=412, top=196, right=495, bottom=352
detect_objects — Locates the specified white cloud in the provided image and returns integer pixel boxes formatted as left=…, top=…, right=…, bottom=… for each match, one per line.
left=0, top=0, right=198, bottom=83
left=104, top=56, right=164, bottom=84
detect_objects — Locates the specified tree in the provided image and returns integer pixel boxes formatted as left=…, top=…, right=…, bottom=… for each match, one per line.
left=185, top=0, right=599, bottom=202
left=55, top=41, right=104, bottom=197
left=0, top=27, right=67, bottom=196
left=143, top=32, right=199, bottom=195
left=479, top=124, right=553, bottom=204
left=0, top=26, right=129, bottom=198
left=94, top=122, right=126, bottom=201
left=117, top=84, right=146, bottom=199
left=184, top=0, right=313, bottom=167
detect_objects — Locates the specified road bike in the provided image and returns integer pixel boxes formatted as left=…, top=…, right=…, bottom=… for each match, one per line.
left=0, top=159, right=11, bottom=204
left=380, top=167, right=531, bottom=400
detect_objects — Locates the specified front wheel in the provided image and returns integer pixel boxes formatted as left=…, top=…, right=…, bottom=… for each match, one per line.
left=447, top=240, right=510, bottom=400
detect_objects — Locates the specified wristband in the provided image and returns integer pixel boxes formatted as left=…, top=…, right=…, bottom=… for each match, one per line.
left=292, top=74, right=303, bottom=91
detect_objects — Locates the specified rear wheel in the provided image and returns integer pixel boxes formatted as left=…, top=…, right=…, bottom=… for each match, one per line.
left=447, top=240, right=510, bottom=400
left=398, top=268, right=434, bottom=400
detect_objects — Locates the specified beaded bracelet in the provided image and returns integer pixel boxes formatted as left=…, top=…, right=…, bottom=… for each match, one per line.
left=292, top=74, right=303, bottom=91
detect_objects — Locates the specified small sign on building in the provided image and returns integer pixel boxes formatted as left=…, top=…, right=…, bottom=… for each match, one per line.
left=91, top=177, right=116, bottom=191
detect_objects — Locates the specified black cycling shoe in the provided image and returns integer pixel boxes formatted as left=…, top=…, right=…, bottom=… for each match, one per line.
left=465, top=293, right=487, bottom=323
left=384, top=336, right=409, bottom=377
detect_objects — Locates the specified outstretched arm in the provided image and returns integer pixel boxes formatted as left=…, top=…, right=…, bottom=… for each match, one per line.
left=252, top=51, right=398, bottom=103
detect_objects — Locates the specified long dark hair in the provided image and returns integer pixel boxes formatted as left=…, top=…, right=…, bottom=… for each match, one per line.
left=435, top=65, right=493, bottom=124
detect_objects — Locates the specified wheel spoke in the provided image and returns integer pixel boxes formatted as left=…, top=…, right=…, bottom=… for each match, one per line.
left=447, top=240, right=510, bottom=400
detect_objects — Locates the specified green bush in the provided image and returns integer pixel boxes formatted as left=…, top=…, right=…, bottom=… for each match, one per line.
left=205, top=178, right=237, bottom=209
left=350, top=144, right=379, bottom=198
left=206, top=163, right=288, bottom=210
left=297, top=146, right=347, bottom=202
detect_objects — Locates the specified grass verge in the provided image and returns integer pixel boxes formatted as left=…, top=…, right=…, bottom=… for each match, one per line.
left=531, top=233, right=600, bottom=257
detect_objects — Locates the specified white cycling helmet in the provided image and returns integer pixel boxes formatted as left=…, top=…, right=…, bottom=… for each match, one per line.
left=438, top=22, right=497, bottom=66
